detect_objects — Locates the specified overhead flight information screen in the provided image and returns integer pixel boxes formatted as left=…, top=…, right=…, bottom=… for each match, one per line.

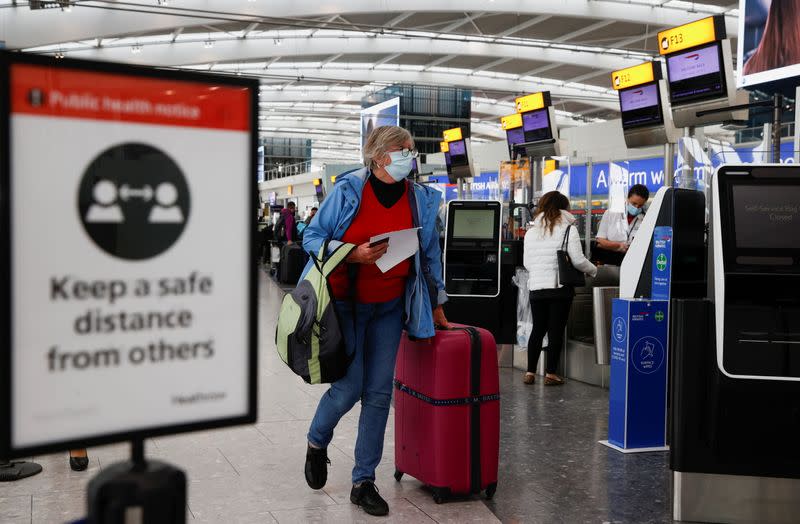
left=666, top=43, right=725, bottom=105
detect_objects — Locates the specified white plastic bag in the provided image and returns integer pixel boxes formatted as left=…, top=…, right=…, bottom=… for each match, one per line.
left=511, top=268, right=532, bottom=347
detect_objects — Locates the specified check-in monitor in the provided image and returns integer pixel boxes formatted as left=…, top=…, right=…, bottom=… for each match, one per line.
left=619, top=82, right=664, bottom=129
left=506, top=127, right=525, bottom=158
left=666, top=43, right=726, bottom=106
left=522, top=108, right=553, bottom=143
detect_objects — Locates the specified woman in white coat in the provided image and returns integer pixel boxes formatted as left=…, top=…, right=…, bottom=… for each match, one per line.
left=523, top=191, right=597, bottom=385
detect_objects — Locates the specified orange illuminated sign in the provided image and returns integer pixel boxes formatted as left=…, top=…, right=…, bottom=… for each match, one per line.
left=443, top=127, right=463, bottom=142
left=515, top=92, right=547, bottom=113
left=440, top=141, right=449, bottom=153
left=657, top=16, right=723, bottom=55
left=611, top=62, right=656, bottom=90
left=501, top=113, right=523, bottom=130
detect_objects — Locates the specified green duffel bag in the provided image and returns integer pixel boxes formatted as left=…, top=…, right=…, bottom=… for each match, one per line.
left=276, top=240, right=356, bottom=384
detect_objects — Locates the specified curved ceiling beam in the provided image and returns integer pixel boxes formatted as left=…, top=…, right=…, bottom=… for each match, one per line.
left=260, top=117, right=505, bottom=139
left=234, top=67, right=620, bottom=110
left=3, top=0, right=738, bottom=50
left=45, top=34, right=642, bottom=72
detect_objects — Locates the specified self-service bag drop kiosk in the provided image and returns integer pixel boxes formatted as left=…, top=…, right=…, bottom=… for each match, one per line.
left=443, top=200, right=518, bottom=343
left=444, top=200, right=502, bottom=298
left=670, top=165, right=800, bottom=524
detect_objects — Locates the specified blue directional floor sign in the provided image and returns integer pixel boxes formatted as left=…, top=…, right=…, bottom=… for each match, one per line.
left=601, top=298, right=670, bottom=453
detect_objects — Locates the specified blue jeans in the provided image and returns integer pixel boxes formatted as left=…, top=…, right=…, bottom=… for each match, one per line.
left=307, top=297, right=404, bottom=484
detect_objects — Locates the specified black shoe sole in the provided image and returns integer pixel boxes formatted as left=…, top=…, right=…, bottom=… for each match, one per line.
left=350, top=496, right=389, bottom=517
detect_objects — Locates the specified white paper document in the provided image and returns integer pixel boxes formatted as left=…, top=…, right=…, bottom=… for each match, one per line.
left=370, top=227, right=421, bottom=273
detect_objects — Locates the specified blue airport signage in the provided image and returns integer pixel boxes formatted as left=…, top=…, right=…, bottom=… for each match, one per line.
left=608, top=299, right=669, bottom=451
left=651, top=226, right=673, bottom=301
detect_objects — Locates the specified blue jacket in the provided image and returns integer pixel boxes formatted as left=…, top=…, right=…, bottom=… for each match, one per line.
left=301, top=168, right=447, bottom=339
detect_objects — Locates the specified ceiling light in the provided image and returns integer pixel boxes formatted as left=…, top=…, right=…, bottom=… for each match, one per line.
left=131, top=44, right=142, bottom=54
left=54, top=51, right=65, bottom=59
left=204, top=39, right=215, bottom=49
left=273, top=38, right=282, bottom=46
left=156, top=0, right=168, bottom=5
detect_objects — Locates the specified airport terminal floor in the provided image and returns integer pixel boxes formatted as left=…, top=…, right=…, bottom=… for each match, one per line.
left=1, top=271, right=673, bottom=524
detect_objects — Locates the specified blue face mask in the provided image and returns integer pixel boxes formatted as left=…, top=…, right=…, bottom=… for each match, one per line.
left=383, top=151, right=414, bottom=182
left=627, top=203, right=642, bottom=217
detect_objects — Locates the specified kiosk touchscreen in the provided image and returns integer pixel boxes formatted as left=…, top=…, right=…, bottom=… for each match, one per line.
left=712, top=165, right=800, bottom=380
left=444, top=200, right=502, bottom=297
left=506, top=127, right=525, bottom=159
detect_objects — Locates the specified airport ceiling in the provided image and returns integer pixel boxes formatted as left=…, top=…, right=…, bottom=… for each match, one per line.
left=5, top=1, right=740, bottom=162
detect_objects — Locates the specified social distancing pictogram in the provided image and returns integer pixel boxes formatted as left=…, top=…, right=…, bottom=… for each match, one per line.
left=78, top=143, right=190, bottom=260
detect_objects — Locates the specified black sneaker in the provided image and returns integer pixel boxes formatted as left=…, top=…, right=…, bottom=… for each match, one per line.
left=350, top=481, right=389, bottom=516
left=304, top=444, right=330, bottom=490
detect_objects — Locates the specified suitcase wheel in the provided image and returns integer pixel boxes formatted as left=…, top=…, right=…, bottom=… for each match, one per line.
left=394, top=469, right=403, bottom=482
left=431, top=487, right=450, bottom=504
left=485, top=482, right=497, bottom=500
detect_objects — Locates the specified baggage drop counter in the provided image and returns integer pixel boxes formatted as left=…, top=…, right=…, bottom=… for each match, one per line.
left=671, top=165, right=800, bottom=524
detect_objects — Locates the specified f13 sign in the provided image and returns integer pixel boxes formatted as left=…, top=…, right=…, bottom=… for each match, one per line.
left=0, top=53, right=258, bottom=458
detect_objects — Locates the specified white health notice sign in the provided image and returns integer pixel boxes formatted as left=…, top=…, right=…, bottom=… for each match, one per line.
left=0, top=55, right=258, bottom=457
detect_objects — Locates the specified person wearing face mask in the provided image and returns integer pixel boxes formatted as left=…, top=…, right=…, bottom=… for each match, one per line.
left=300, top=125, right=449, bottom=517
left=594, top=184, right=649, bottom=265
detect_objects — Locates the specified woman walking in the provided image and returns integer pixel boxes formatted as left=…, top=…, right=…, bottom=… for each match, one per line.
left=300, top=125, right=448, bottom=517
left=523, top=191, right=597, bottom=385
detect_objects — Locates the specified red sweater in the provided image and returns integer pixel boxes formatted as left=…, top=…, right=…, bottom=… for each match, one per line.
left=329, top=181, right=412, bottom=303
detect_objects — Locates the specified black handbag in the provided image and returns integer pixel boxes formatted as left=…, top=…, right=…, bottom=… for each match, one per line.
left=556, top=225, right=586, bottom=287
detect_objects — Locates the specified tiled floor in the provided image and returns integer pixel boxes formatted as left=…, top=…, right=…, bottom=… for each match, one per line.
left=2, top=270, right=675, bottom=523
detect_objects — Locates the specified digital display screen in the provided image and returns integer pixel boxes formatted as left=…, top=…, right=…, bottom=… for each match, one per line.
left=444, top=152, right=451, bottom=166
left=619, top=83, right=663, bottom=129
left=521, top=109, right=552, bottom=143
left=506, top=128, right=525, bottom=146
left=732, top=185, right=800, bottom=250
left=452, top=209, right=496, bottom=239
left=522, top=110, right=548, bottom=131
left=449, top=140, right=466, bottom=156
left=739, top=0, right=800, bottom=88
left=667, top=43, right=725, bottom=105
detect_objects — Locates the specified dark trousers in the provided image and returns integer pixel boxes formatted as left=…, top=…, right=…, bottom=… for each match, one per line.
left=527, top=293, right=574, bottom=374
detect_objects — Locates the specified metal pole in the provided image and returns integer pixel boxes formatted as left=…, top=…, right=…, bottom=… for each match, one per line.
left=664, top=142, right=675, bottom=188
left=773, top=93, right=783, bottom=164
left=794, top=87, right=800, bottom=163
left=585, top=158, right=593, bottom=258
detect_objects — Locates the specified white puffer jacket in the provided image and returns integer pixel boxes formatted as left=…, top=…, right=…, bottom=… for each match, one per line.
left=523, top=210, right=597, bottom=291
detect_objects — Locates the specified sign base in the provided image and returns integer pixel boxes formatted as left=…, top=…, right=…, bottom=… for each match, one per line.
left=599, top=440, right=669, bottom=454
left=0, top=460, right=43, bottom=481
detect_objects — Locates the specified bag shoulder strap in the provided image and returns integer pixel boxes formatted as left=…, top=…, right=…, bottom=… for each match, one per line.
left=560, top=223, right=571, bottom=250
left=318, top=242, right=356, bottom=277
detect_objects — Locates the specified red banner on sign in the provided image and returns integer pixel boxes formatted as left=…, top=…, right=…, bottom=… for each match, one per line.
left=11, top=64, right=251, bottom=131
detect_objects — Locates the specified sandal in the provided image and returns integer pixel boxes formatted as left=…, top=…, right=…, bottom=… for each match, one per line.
left=523, top=373, right=536, bottom=385
left=544, top=375, right=565, bottom=386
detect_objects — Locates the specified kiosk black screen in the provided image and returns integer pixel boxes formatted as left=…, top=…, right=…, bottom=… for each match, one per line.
left=619, top=83, right=663, bottom=129
left=732, top=185, right=800, bottom=250
left=452, top=209, right=496, bottom=239
left=444, top=152, right=451, bottom=166
left=522, top=109, right=553, bottom=142
left=666, top=43, right=725, bottom=105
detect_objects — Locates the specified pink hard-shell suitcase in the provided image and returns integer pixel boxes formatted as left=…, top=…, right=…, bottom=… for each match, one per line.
left=393, top=324, right=500, bottom=503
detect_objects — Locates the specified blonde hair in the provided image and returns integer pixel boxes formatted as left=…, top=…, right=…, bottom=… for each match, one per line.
left=363, top=125, right=414, bottom=167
